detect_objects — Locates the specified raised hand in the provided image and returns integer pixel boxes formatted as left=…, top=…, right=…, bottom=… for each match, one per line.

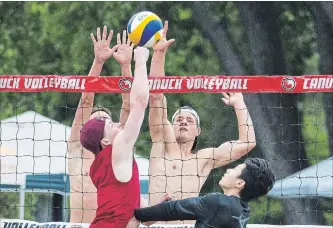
left=90, top=25, right=119, bottom=64
left=221, top=93, right=245, bottom=108
left=134, top=47, right=149, bottom=63
left=113, top=30, right=134, bottom=66
left=152, top=21, right=175, bottom=53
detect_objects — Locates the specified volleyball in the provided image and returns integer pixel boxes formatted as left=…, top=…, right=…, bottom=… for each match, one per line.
left=127, top=11, right=163, bottom=48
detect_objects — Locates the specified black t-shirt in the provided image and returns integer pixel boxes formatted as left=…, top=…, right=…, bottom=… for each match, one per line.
left=134, top=193, right=250, bottom=228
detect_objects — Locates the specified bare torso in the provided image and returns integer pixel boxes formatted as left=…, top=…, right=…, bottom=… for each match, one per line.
left=68, top=147, right=96, bottom=223
left=149, top=143, right=212, bottom=225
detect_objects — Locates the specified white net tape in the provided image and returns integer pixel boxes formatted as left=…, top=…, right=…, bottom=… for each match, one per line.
left=0, top=219, right=331, bottom=228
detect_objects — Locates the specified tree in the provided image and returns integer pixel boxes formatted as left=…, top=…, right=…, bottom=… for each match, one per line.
left=308, top=2, right=333, bottom=157
left=192, top=1, right=325, bottom=224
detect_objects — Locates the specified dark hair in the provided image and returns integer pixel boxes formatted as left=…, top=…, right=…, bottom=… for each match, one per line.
left=239, top=158, right=275, bottom=202
left=91, top=106, right=112, bottom=117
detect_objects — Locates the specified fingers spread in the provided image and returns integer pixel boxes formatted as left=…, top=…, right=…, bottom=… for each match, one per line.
left=122, top=30, right=127, bottom=45
left=107, top=29, right=113, bottom=44
left=97, top=27, right=101, bottom=42
left=102, top=25, right=107, bottom=41
left=222, top=92, right=229, bottom=99
left=117, top=33, right=121, bottom=45
left=90, top=33, right=97, bottom=45
left=162, top=21, right=168, bottom=38
left=222, top=98, right=229, bottom=104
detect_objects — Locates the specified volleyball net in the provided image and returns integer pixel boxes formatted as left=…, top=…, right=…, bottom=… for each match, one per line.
left=0, top=75, right=332, bottom=227
left=0, top=219, right=331, bottom=228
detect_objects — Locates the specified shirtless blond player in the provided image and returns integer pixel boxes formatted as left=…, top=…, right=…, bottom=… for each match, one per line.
left=67, top=26, right=134, bottom=223
left=148, top=22, right=256, bottom=224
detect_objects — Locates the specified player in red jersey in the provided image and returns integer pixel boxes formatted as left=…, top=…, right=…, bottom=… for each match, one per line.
left=79, top=46, right=150, bottom=228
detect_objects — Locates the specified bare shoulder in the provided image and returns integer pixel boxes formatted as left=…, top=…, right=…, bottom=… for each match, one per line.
left=193, top=148, right=217, bottom=175
left=196, top=142, right=240, bottom=170
left=196, top=148, right=214, bottom=159
left=196, top=142, right=234, bottom=159
left=191, top=149, right=212, bottom=170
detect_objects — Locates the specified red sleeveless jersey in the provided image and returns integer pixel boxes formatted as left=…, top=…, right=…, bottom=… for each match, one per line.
left=89, top=145, right=140, bottom=228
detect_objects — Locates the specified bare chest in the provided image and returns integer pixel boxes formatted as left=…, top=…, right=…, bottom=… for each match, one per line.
left=149, top=156, right=209, bottom=193
left=150, top=157, right=201, bottom=176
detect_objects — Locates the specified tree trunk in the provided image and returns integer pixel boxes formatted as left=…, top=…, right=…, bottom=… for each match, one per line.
left=192, top=1, right=325, bottom=224
left=237, top=2, right=325, bottom=224
left=192, top=1, right=249, bottom=195
left=310, top=3, right=333, bottom=157
left=191, top=2, right=247, bottom=75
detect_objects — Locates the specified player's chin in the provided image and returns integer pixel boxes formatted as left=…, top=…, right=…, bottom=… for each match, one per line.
left=219, top=178, right=225, bottom=187
left=176, top=135, right=190, bottom=143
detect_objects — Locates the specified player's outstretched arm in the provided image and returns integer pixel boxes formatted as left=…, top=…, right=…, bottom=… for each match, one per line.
left=134, top=198, right=199, bottom=222
left=201, top=93, right=256, bottom=169
left=112, top=47, right=150, bottom=182
left=148, top=21, right=176, bottom=152
left=68, top=26, right=119, bottom=154
left=131, top=194, right=219, bottom=225
left=136, top=193, right=175, bottom=227
left=113, top=30, right=134, bottom=126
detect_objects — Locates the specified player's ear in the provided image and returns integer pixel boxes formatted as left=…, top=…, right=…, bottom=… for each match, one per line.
left=196, top=127, right=201, bottom=136
left=235, top=179, right=246, bottom=190
left=101, top=138, right=110, bottom=147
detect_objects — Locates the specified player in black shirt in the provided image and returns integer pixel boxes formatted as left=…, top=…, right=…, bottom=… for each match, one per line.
left=126, top=158, right=275, bottom=228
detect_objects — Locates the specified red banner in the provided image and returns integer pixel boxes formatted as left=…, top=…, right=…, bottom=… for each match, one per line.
left=0, top=75, right=333, bottom=93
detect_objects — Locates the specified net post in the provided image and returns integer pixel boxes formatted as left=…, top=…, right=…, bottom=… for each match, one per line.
left=19, top=184, right=25, bottom=220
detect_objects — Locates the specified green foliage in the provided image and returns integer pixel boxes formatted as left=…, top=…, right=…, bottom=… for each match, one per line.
left=279, top=3, right=317, bottom=75
left=24, top=193, right=39, bottom=221
left=0, top=192, right=38, bottom=221
left=0, top=192, right=19, bottom=218
left=322, top=198, right=333, bottom=226
left=248, top=197, right=283, bottom=224
left=301, top=93, right=330, bottom=163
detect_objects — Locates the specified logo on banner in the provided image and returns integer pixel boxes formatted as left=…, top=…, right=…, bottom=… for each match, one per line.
left=118, top=78, right=132, bottom=91
left=281, top=77, right=296, bottom=91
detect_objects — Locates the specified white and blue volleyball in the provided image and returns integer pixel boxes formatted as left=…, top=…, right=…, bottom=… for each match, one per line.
left=127, top=11, right=163, bottom=48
